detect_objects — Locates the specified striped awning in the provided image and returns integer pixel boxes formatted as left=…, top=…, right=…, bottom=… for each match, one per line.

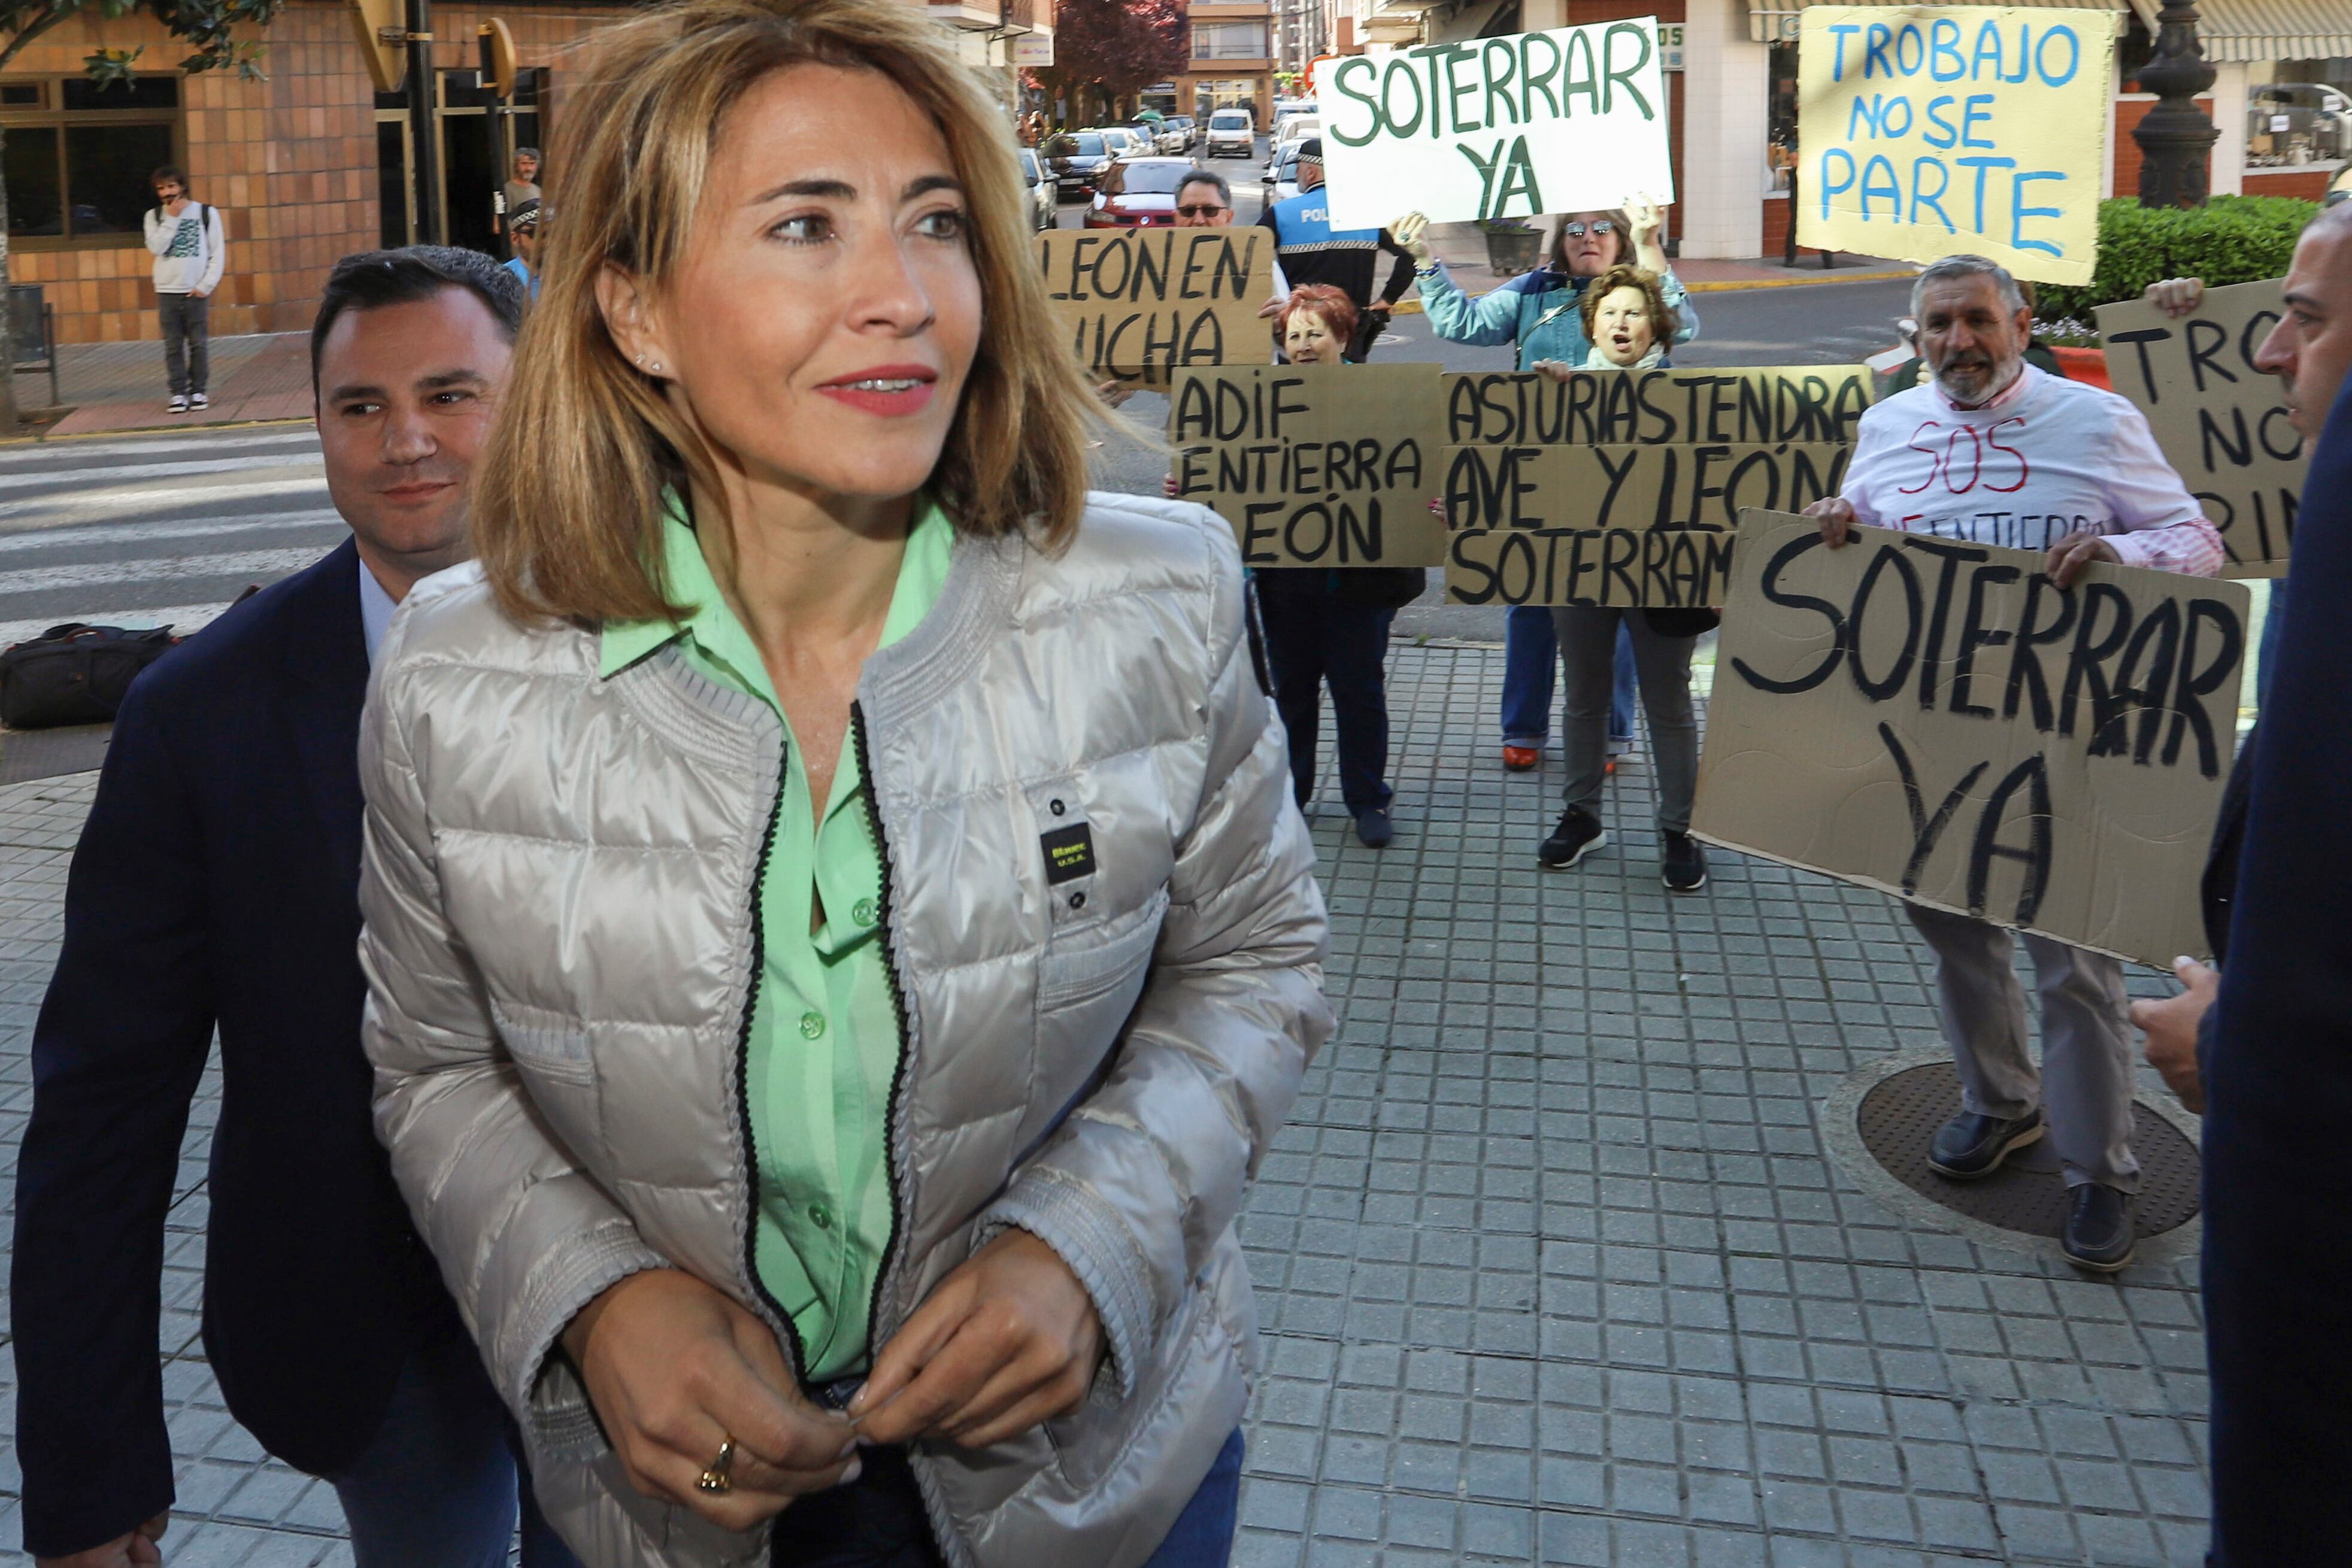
left=1747, top=0, right=2129, bottom=46
left=2127, top=0, right=2352, bottom=63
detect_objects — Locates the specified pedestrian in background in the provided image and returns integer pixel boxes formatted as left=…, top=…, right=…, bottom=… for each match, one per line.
left=504, top=198, right=545, bottom=302
left=143, top=165, right=224, bottom=415
left=1396, top=202, right=1696, bottom=777
left=498, top=145, right=542, bottom=247
left=11, top=248, right=576, bottom=1568
left=356, top=1, right=1329, bottom=1563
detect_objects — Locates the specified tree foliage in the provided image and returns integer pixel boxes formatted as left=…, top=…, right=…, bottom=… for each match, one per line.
left=1032, top=0, right=1186, bottom=122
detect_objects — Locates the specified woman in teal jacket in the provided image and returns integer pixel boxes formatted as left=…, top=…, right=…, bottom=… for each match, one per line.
left=1396, top=202, right=1701, bottom=774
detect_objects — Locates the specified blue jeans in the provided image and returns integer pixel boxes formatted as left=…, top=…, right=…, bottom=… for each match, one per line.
left=771, top=1427, right=1244, bottom=1567
left=1501, top=606, right=1634, bottom=745
left=328, top=1332, right=580, bottom=1568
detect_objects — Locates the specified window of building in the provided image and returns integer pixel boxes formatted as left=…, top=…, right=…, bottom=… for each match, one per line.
left=1193, top=22, right=1269, bottom=60
left=0, top=74, right=181, bottom=247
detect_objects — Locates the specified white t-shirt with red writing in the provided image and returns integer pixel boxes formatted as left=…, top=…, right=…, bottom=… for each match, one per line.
left=1841, top=365, right=2221, bottom=575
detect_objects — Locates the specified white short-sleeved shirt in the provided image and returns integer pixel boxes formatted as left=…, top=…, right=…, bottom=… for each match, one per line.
left=1841, top=365, right=2205, bottom=560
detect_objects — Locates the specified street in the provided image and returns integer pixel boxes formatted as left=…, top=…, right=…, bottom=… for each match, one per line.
left=0, top=196, right=2218, bottom=1568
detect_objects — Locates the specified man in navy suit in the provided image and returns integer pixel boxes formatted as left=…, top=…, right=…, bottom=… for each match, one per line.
left=12, top=247, right=574, bottom=1568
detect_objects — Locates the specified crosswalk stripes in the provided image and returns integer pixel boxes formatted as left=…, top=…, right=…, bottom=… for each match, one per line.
left=0, top=423, right=344, bottom=650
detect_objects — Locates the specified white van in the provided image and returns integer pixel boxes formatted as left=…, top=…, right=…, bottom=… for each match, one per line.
left=1205, top=108, right=1255, bottom=159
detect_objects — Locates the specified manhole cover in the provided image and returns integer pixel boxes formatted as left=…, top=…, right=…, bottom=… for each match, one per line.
left=1856, top=1061, right=2201, bottom=1239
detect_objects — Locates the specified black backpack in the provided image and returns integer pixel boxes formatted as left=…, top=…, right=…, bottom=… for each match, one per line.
left=0, top=623, right=177, bottom=729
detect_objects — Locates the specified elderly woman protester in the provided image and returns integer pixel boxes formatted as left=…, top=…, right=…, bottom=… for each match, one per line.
left=1251, top=283, right=1420, bottom=848
left=1524, top=265, right=1709, bottom=892
left=1395, top=202, right=1699, bottom=777
left=353, top=2, right=1332, bottom=1566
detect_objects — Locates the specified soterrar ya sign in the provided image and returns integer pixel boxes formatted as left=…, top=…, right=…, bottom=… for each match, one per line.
left=1313, top=20, right=1676, bottom=232
left=1692, top=512, right=2248, bottom=968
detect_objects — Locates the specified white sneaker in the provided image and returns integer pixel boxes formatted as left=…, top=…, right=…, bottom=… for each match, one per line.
left=167, top=395, right=189, bottom=414
left=189, top=392, right=209, bottom=410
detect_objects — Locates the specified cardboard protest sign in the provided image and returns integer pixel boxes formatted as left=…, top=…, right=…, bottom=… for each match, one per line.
left=1170, top=363, right=1445, bottom=568
left=1442, top=442, right=1845, bottom=605
left=1693, top=511, right=2248, bottom=966
left=1796, top=6, right=2112, bottom=286
left=1036, top=228, right=1274, bottom=386
left=1314, top=21, right=1675, bottom=232
left=2096, top=278, right=2304, bottom=578
left=1444, top=366, right=1873, bottom=447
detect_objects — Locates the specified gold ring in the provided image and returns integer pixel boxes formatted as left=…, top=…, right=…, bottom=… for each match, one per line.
left=696, top=1436, right=736, bottom=1496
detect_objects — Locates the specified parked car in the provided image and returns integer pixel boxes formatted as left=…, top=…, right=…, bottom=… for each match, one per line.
left=1165, top=115, right=1196, bottom=151
left=1205, top=108, right=1255, bottom=158
left=1016, top=147, right=1054, bottom=230
left=1094, top=126, right=1145, bottom=161
left=1273, top=99, right=1316, bottom=126
left=1275, top=114, right=1321, bottom=148
left=2248, top=82, right=2350, bottom=165
left=1043, top=131, right=1111, bottom=196
left=1155, top=117, right=1188, bottom=154
left=1262, top=139, right=1304, bottom=207
left=1083, top=157, right=1201, bottom=228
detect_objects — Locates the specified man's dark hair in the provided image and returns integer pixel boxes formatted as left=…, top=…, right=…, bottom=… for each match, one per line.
left=150, top=165, right=187, bottom=191
left=1177, top=168, right=1231, bottom=208
left=310, top=245, right=526, bottom=388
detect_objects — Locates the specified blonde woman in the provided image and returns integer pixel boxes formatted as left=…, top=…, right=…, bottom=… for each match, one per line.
left=354, top=2, right=1331, bottom=1565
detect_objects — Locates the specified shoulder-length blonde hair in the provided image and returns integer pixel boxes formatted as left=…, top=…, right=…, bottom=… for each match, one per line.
left=474, top=0, right=1101, bottom=624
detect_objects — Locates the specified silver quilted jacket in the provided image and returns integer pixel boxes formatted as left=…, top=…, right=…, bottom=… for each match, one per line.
left=355, top=493, right=1332, bottom=1567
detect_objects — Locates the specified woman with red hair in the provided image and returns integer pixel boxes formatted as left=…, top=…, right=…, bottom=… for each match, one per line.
left=1256, top=284, right=1421, bottom=846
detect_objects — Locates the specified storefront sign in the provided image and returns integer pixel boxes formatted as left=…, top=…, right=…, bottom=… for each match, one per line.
left=1796, top=5, right=2112, bottom=286
left=1314, top=20, right=1676, bottom=231
left=1692, top=511, right=2248, bottom=966
left=1036, top=229, right=1274, bottom=384
left=2096, top=278, right=2303, bottom=578
left=1013, top=31, right=1053, bottom=66
left=1169, top=363, right=1447, bottom=568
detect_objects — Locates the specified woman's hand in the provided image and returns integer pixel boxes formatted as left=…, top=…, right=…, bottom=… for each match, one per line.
left=1392, top=211, right=1432, bottom=265
left=1164, top=473, right=1180, bottom=498
left=562, top=1268, right=857, bottom=1531
left=849, top=1229, right=1104, bottom=1450
left=1625, top=192, right=1668, bottom=273
left=1530, top=358, right=1575, bottom=384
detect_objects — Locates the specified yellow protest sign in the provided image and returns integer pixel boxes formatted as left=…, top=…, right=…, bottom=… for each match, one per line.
left=1037, top=229, right=1275, bottom=386
left=1796, top=6, right=2112, bottom=286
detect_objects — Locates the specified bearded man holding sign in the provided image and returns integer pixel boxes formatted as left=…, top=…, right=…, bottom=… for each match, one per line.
left=1805, top=254, right=2222, bottom=1273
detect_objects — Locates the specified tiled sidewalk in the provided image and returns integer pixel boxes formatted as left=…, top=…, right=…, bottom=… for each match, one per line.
left=0, top=641, right=2209, bottom=1567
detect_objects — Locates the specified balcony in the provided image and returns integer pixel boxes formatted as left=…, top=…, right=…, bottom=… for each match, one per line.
left=928, top=0, right=1005, bottom=30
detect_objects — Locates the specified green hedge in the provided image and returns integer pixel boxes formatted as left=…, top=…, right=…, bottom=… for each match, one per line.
left=2034, top=195, right=2318, bottom=321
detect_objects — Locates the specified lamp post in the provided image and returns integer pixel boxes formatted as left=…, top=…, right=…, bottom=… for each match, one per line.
left=2133, top=0, right=2218, bottom=208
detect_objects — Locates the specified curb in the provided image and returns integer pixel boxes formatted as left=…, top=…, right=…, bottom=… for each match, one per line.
left=3, top=413, right=314, bottom=446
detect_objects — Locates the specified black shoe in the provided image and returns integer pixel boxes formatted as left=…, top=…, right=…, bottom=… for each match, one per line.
left=1354, top=807, right=1393, bottom=848
left=1538, top=806, right=1607, bottom=868
left=2062, top=1183, right=2136, bottom=1273
left=1926, top=1108, right=2044, bottom=1179
left=1662, top=831, right=1708, bottom=892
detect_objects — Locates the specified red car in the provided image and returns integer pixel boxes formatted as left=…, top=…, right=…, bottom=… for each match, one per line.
left=1083, top=158, right=1201, bottom=228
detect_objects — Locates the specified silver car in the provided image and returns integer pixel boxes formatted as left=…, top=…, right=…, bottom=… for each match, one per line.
left=1017, top=147, right=1054, bottom=231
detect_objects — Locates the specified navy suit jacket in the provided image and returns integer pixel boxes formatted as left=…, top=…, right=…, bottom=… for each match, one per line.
left=11, top=540, right=459, bottom=1557
left=2206, top=375, right=2352, bottom=1561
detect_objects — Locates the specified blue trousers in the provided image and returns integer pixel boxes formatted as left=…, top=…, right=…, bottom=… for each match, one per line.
left=1500, top=605, right=1634, bottom=745
left=328, top=1331, right=580, bottom=1568
left=771, top=1427, right=1244, bottom=1567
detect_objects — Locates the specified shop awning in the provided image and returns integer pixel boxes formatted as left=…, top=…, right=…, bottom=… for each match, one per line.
left=1747, top=0, right=2128, bottom=47
left=2127, top=0, right=2352, bottom=63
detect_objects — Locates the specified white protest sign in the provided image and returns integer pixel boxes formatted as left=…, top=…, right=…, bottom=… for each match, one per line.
left=1314, top=20, right=1675, bottom=232
left=1693, top=512, right=2248, bottom=967
left=1796, top=6, right=2112, bottom=286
